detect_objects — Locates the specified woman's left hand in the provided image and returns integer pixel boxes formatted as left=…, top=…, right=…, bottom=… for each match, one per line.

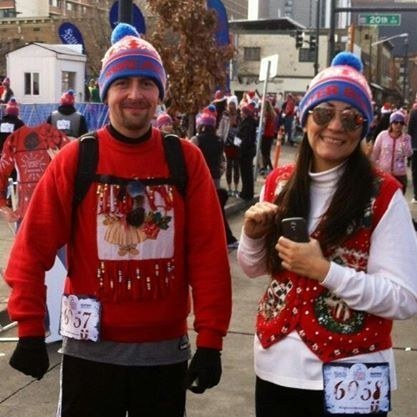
left=276, top=236, right=330, bottom=282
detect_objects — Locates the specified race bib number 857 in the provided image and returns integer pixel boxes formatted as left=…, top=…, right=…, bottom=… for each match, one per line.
left=323, top=362, right=390, bottom=415
left=60, top=295, right=101, bottom=342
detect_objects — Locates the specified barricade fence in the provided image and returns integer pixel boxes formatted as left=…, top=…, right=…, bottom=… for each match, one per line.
left=0, top=102, right=109, bottom=132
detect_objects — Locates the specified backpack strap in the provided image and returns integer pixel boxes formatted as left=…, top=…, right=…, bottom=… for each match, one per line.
left=73, top=131, right=98, bottom=208
left=72, top=131, right=188, bottom=209
left=162, top=133, right=188, bottom=198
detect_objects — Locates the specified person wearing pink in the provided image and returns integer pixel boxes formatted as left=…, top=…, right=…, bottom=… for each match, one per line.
left=237, top=52, right=417, bottom=417
left=372, top=110, right=413, bottom=193
left=4, top=23, right=231, bottom=417
left=156, top=112, right=174, bottom=134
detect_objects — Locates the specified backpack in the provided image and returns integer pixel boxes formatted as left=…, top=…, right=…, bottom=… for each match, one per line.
left=72, top=131, right=187, bottom=208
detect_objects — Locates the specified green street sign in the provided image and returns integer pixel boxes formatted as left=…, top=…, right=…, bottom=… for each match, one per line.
left=358, top=13, right=401, bottom=26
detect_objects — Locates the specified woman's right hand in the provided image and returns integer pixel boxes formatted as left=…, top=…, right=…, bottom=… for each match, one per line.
left=243, top=202, right=279, bottom=239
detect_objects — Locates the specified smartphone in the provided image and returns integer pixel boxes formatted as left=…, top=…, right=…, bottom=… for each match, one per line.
left=281, top=217, right=309, bottom=242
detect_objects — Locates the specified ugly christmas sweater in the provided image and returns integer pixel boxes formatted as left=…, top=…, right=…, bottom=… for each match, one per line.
left=5, top=126, right=232, bottom=350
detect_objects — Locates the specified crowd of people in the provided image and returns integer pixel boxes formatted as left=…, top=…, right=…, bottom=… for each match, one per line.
left=0, top=22, right=417, bottom=417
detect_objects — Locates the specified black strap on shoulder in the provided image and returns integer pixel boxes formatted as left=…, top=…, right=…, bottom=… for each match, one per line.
left=73, top=131, right=98, bottom=208
left=162, top=133, right=187, bottom=198
left=73, top=131, right=188, bottom=208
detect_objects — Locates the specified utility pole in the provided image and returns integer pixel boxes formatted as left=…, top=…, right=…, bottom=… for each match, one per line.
left=119, top=0, right=133, bottom=24
left=314, top=0, right=321, bottom=75
left=403, top=36, right=409, bottom=105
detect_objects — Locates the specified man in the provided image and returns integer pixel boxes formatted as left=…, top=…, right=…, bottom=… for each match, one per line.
left=4, top=22, right=231, bottom=417
left=0, top=97, right=24, bottom=155
left=47, top=89, right=88, bottom=139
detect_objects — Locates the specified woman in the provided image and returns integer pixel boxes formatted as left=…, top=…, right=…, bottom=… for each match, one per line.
left=237, top=102, right=258, bottom=200
left=221, top=96, right=241, bottom=196
left=372, top=110, right=412, bottom=193
left=237, top=52, right=417, bottom=417
left=191, top=112, right=238, bottom=249
left=260, top=99, right=277, bottom=175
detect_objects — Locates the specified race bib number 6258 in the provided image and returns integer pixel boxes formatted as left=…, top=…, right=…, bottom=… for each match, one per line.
left=60, top=294, right=101, bottom=342
left=323, top=362, right=390, bottom=415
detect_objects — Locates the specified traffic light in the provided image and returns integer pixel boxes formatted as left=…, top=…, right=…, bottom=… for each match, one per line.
left=295, top=30, right=304, bottom=49
left=309, top=34, right=317, bottom=52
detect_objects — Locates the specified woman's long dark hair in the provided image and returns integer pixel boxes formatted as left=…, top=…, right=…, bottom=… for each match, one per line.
left=265, top=132, right=374, bottom=274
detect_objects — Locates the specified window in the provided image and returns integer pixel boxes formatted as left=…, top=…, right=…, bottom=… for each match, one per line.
left=0, top=9, right=16, bottom=18
left=299, top=48, right=315, bottom=63
left=24, top=73, right=40, bottom=96
left=49, top=0, right=61, bottom=7
left=62, top=71, right=76, bottom=92
left=244, top=47, right=261, bottom=61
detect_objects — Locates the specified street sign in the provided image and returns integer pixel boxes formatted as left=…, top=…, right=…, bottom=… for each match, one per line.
left=259, top=54, right=278, bottom=81
left=358, top=13, right=401, bottom=26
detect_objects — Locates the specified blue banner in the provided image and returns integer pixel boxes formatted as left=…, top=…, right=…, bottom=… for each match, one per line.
left=58, top=22, right=85, bottom=52
left=207, top=0, right=230, bottom=46
left=109, top=1, right=146, bottom=34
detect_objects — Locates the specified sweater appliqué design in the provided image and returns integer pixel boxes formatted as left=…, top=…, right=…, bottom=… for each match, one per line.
left=257, top=167, right=396, bottom=361
left=95, top=180, right=177, bottom=301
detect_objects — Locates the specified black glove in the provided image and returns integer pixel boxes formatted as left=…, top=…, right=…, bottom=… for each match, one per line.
left=9, top=337, right=49, bottom=380
left=185, top=348, right=222, bottom=394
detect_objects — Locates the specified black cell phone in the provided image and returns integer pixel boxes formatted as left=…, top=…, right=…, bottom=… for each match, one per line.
left=281, top=217, right=309, bottom=242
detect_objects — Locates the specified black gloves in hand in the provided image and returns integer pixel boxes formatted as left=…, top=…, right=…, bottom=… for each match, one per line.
left=9, top=337, right=49, bottom=380
left=185, top=347, right=222, bottom=394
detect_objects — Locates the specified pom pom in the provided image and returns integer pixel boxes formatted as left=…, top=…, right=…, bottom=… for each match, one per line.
left=331, top=52, right=363, bottom=73
left=111, top=23, right=140, bottom=45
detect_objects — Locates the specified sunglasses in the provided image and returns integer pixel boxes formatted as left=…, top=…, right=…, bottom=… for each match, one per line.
left=391, top=120, right=404, bottom=125
left=309, top=106, right=366, bottom=132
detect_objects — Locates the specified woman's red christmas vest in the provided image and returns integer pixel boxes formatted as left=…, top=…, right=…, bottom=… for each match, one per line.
left=257, top=164, right=400, bottom=362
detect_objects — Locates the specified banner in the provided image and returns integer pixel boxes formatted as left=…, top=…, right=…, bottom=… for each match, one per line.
left=109, top=1, right=146, bottom=34
left=58, top=22, right=85, bottom=52
left=207, top=0, right=230, bottom=46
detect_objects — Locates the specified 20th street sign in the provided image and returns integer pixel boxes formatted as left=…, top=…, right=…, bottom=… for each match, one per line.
left=358, top=13, right=401, bottom=26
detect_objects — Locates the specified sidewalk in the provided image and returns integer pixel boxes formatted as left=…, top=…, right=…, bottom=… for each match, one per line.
left=0, top=143, right=416, bottom=417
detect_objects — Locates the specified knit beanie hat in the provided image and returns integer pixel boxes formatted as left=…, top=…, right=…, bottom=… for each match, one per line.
left=60, top=90, right=75, bottom=106
left=99, top=23, right=166, bottom=101
left=299, top=52, right=373, bottom=137
left=389, top=110, right=405, bottom=124
left=156, top=112, right=173, bottom=129
left=197, top=113, right=216, bottom=128
left=241, top=102, right=255, bottom=117
left=5, top=97, right=19, bottom=116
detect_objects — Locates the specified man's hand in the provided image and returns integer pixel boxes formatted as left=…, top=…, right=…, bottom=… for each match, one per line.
left=9, top=337, right=49, bottom=380
left=185, top=348, right=222, bottom=394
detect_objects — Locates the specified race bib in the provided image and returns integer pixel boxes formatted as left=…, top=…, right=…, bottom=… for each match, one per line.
left=323, top=362, right=390, bottom=414
left=0, top=122, right=14, bottom=133
left=60, top=294, right=101, bottom=342
left=234, top=136, right=242, bottom=147
left=56, top=119, right=71, bottom=130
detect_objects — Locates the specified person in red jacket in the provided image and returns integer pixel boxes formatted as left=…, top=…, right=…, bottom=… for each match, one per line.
left=4, top=23, right=232, bottom=417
